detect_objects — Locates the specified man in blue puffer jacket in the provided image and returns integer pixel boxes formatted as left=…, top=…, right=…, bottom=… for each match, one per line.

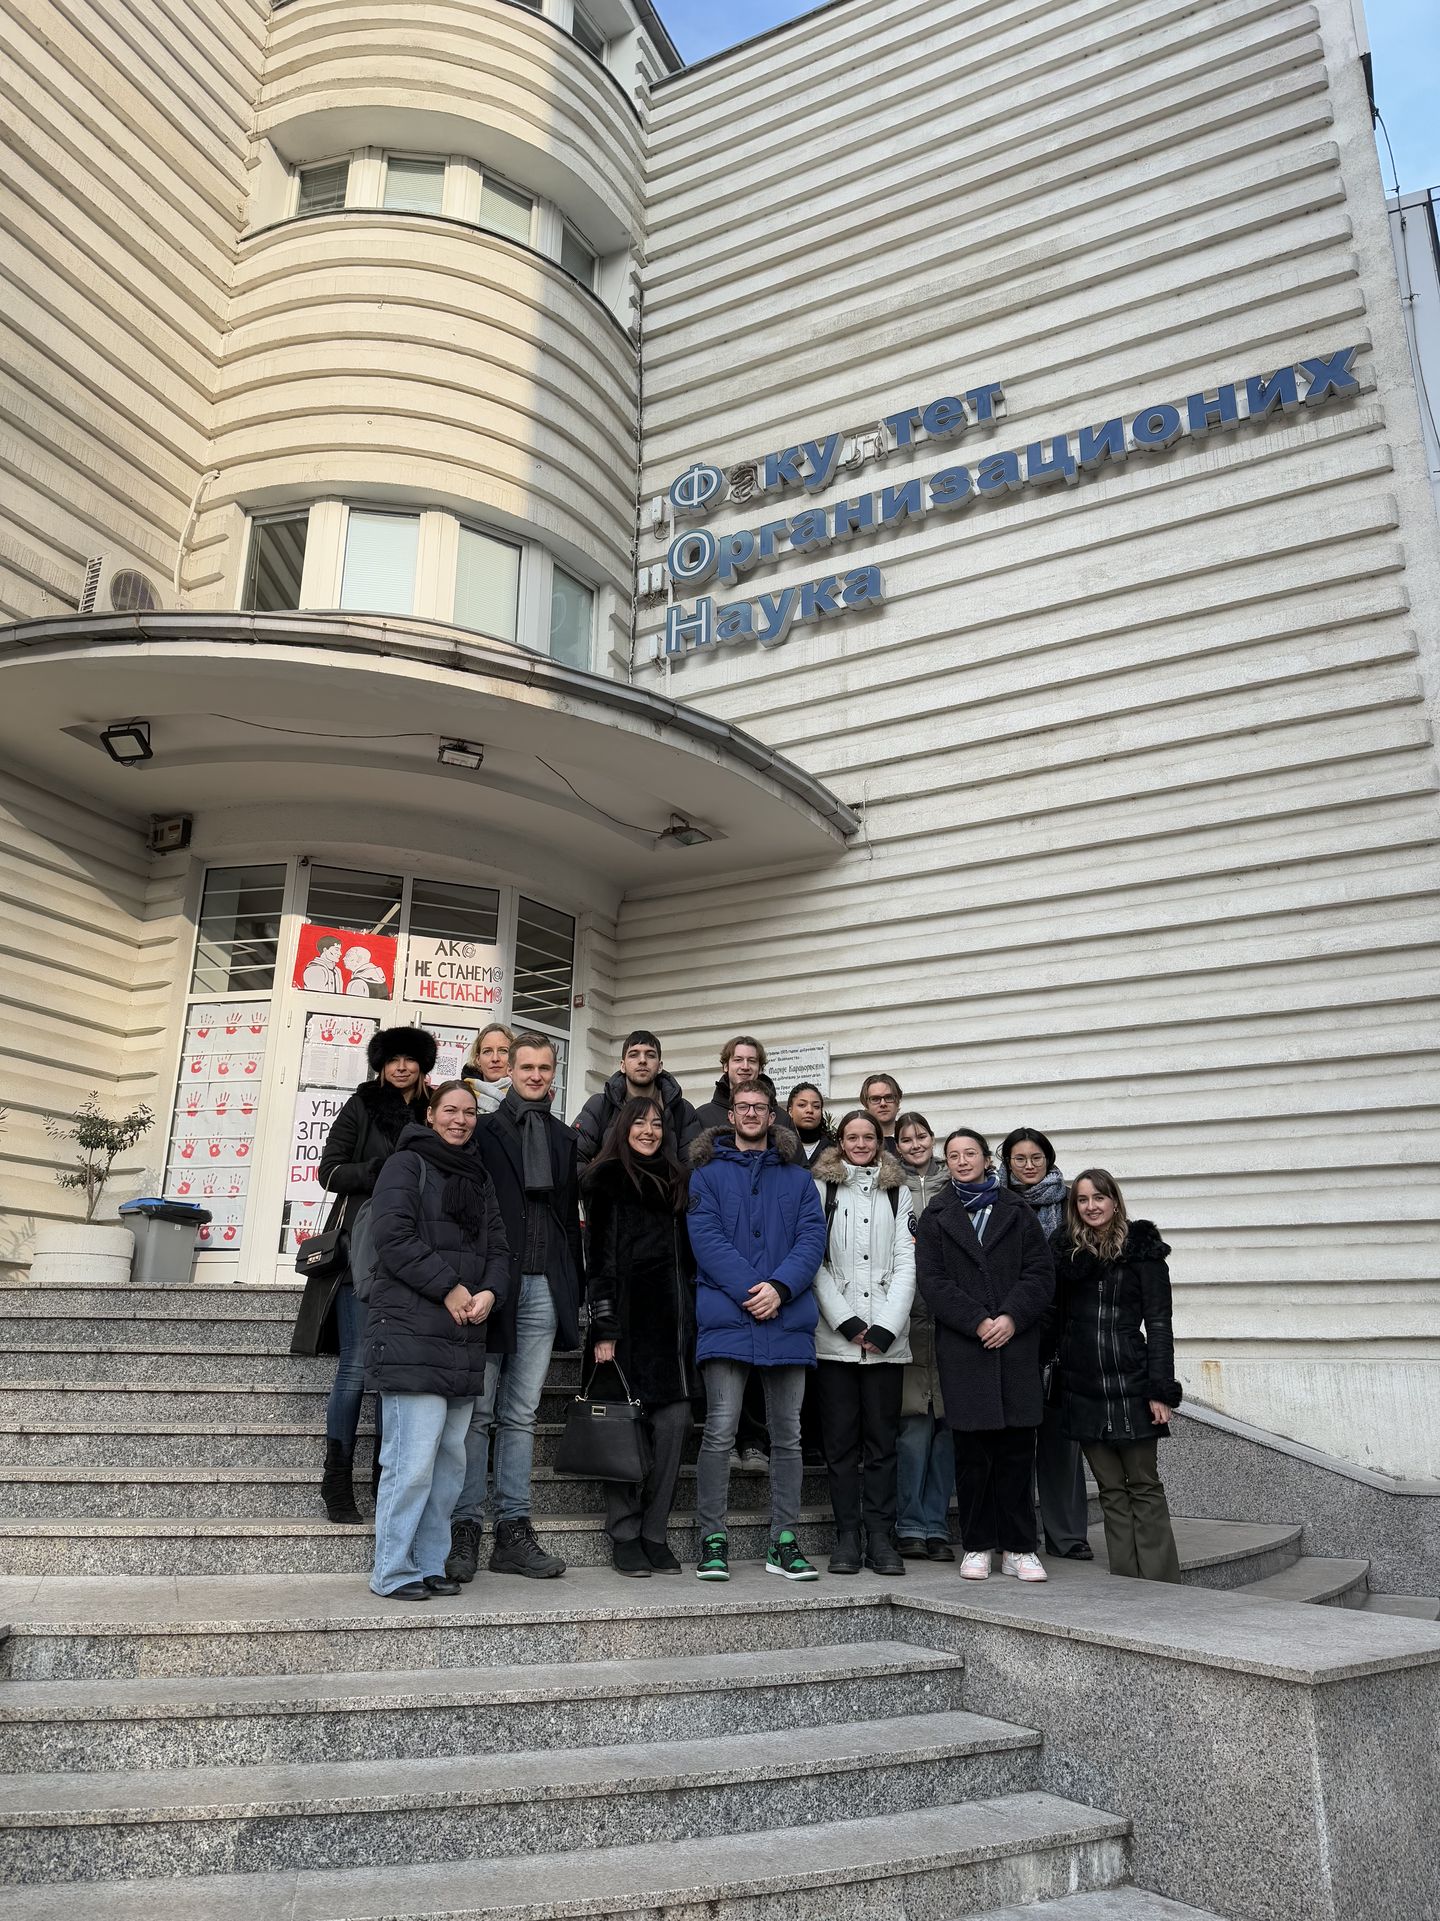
left=687, top=1086, right=828, bottom=1583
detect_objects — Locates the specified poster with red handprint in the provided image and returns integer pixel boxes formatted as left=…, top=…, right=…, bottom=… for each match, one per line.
left=292, top=923, right=397, bottom=999
left=165, top=1000, right=270, bottom=1250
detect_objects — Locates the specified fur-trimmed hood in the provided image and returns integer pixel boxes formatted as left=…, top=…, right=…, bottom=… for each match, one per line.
left=809, top=1145, right=908, bottom=1189
left=687, top=1122, right=804, bottom=1168
left=366, top=1024, right=437, bottom=1077
left=1052, top=1218, right=1170, bottom=1269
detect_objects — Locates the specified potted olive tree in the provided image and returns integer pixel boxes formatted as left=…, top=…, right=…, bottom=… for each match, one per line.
left=29, top=1096, right=155, bottom=1285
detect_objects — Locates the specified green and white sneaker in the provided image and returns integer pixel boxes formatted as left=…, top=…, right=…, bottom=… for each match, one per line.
left=696, top=1532, right=730, bottom=1581
left=766, top=1530, right=819, bottom=1581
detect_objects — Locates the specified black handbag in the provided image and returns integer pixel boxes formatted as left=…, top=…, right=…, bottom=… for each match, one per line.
left=294, top=1187, right=348, bottom=1280
left=553, top=1358, right=653, bottom=1485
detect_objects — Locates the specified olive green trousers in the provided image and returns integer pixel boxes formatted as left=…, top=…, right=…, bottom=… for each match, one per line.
left=1083, top=1436, right=1182, bottom=1583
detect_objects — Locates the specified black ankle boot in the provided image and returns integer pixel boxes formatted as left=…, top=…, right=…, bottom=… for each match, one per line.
left=828, top=1530, right=863, bottom=1574
left=321, top=1439, right=363, bottom=1525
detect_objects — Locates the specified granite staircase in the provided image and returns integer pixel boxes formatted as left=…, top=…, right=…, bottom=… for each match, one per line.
left=2, top=1280, right=1438, bottom=1920
left=0, top=1280, right=1431, bottom=1616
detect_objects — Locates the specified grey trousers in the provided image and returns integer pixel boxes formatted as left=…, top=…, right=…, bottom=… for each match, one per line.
left=696, top=1360, right=806, bottom=1544
left=1083, top=1437, right=1182, bottom=1583
left=605, top=1400, right=692, bottom=1544
left=1036, top=1400, right=1091, bottom=1553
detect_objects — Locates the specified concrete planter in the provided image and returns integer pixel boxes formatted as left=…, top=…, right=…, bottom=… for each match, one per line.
left=27, top=1224, right=134, bottom=1287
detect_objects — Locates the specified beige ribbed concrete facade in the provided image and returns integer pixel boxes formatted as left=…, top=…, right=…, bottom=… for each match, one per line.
left=1, top=0, right=1438, bottom=1474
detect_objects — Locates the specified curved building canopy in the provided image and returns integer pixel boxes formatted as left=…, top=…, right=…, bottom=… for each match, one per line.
left=0, top=612, right=857, bottom=896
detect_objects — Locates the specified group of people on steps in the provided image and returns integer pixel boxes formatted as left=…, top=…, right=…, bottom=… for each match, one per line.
left=292, top=1024, right=1183, bottom=1597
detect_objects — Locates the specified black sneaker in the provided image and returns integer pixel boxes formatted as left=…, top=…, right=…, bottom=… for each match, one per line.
left=894, top=1535, right=930, bottom=1559
left=642, top=1536, right=682, bottom=1574
left=696, top=1532, right=729, bottom=1581
left=489, top=1517, right=565, bottom=1579
left=766, top=1530, right=818, bottom=1581
left=444, top=1518, right=481, bottom=1583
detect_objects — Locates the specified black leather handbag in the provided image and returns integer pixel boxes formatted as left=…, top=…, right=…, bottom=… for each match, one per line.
left=554, top=1358, right=653, bottom=1485
left=293, top=1187, right=348, bottom=1280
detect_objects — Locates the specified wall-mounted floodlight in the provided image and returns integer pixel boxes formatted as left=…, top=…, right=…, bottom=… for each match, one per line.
left=438, top=740, right=485, bottom=770
left=100, top=720, right=153, bottom=765
left=657, top=813, right=712, bottom=848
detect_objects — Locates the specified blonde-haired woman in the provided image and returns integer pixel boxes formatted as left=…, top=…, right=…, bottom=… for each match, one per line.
left=1050, top=1169, right=1182, bottom=1583
left=461, top=1023, right=513, bottom=1115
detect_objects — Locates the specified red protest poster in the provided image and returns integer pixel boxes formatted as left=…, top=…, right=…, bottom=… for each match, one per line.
left=293, top=923, right=397, bottom=999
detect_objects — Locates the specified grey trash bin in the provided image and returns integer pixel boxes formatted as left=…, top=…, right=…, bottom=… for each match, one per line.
left=118, top=1199, right=213, bottom=1284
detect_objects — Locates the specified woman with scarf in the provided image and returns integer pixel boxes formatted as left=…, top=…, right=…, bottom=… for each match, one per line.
left=892, top=1112, right=954, bottom=1560
left=999, top=1128, right=1092, bottom=1562
left=366, top=1080, right=510, bottom=1599
left=292, top=1025, right=436, bottom=1525
left=461, top=1022, right=514, bottom=1116
left=582, top=1097, right=698, bottom=1576
left=810, top=1110, right=915, bottom=1576
left=915, top=1127, right=1055, bottom=1582
left=1051, top=1169, right=1183, bottom=1582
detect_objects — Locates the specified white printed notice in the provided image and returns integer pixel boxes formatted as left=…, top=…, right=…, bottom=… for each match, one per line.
left=287, top=1088, right=350, bottom=1200
left=765, top=1042, right=831, bottom=1099
left=422, top=1023, right=480, bottom=1083
left=403, top=936, right=506, bottom=1012
left=300, top=1012, right=378, bottom=1088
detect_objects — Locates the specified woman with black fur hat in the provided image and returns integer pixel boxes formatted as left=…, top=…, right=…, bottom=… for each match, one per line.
left=291, top=1024, right=436, bottom=1523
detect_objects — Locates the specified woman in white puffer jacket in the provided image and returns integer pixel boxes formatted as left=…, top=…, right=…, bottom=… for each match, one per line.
left=811, top=1110, right=916, bottom=1577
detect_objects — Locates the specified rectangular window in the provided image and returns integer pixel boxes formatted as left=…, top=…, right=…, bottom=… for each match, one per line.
left=514, top=895, right=574, bottom=1032
left=479, top=176, right=534, bottom=245
left=242, top=513, right=308, bottom=612
left=296, top=159, right=350, bottom=215
left=408, top=878, right=500, bottom=946
left=304, top=864, right=404, bottom=938
left=571, top=2, right=606, bottom=59
left=454, top=525, right=521, bottom=642
left=560, top=225, right=597, bottom=289
left=190, top=865, right=287, bottom=996
left=383, top=156, right=445, bottom=215
left=340, top=510, right=419, bottom=615
left=549, top=565, right=593, bottom=670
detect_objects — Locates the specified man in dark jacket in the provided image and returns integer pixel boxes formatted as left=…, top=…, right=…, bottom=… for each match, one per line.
left=446, top=1032, right=584, bottom=1582
left=690, top=1034, right=776, bottom=1132
left=686, top=1087, right=827, bottom=1583
left=574, top=1030, right=698, bottom=1168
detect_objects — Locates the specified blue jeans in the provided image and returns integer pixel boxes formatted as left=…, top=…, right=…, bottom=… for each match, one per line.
left=370, top=1392, right=473, bottom=1595
left=454, top=1273, right=557, bottom=1525
left=896, top=1409, right=955, bottom=1539
left=326, top=1281, right=382, bottom=1456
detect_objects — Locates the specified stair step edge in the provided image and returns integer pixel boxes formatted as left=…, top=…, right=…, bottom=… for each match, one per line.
left=0, top=1710, right=1040, bottom=1823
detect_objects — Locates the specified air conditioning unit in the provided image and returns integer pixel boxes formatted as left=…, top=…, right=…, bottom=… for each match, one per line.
left=78, top=553, right=165, bottom=617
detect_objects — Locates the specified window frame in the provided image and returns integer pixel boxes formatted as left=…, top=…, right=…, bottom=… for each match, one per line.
left=293, top=156, right=351, bottom=218
left=380, top=151, right=448, bottom=216
left=241, top=508, right=311, bottom=613
left=570, top=1, right=607, bottom=61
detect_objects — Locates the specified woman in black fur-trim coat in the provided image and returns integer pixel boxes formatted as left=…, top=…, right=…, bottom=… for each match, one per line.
left=581, top=1096, right=698, bottom=1577
left=1050, top=1168, right=1183, bottom=1582
left=290, top=1025, right=436, bottom=1523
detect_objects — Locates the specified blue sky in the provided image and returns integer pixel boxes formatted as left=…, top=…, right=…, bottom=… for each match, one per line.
left=659, top=0, right=1440, bottom=194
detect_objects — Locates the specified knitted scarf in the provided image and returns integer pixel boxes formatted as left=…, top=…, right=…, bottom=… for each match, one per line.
left=950, top=1173, right=999, bottom=1210
left=403, top=1125, right=488, bottom=1237
left=1008, top=1165, right=1067, bottom=1239
left=502, top=1087, right=555, bottom=1196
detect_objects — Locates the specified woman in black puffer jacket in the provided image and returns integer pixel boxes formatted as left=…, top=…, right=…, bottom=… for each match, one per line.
left=365, top=1081, right=510, bottom=1600
left=1050, top=1168, right=1182, bottom=1583
left=581, top=1097, right=697, bottom=1578
left=292, top=1025, right=436, bottom=1525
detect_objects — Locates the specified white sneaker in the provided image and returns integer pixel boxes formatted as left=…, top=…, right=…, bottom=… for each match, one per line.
left=1002, top=1551, right=1048, bottom=1582
left=959, top=1551, right=992, bottom=1580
